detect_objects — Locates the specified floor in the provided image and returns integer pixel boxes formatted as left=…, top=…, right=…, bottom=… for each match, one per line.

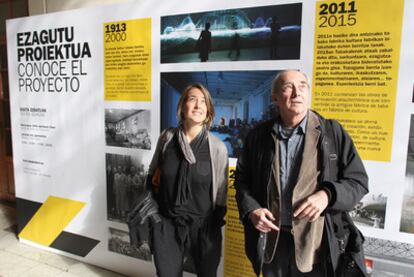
left=0, top=201, right=125, bottom=277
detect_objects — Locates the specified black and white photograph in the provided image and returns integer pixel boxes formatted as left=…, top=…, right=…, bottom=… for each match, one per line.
left=350, top=193, right=387, bottom=229
left=106, top=153, right=147, bottom=223
left=105, top=109, right=151, bottom=150
left=161, top=70, right=279, bottom=159
left=161, top=3, right=302, bottom=63
left=401, top=115, right=414, bottom=233
left=108, top=227, right=152, bottom=261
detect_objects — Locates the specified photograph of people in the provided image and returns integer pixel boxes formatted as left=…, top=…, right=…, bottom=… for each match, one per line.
left=234, top=70, right=369, bottom=276
left=106, top=154, right=147, bottom=223
left=105, top=109, right=151, bottom=150
left=146, top=83, right=228, bottom=277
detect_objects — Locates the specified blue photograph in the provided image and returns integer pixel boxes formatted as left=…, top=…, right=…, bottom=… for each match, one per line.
left=161, top=3, right=302, bottom=63
left=161, top=70, right=280, bottom=158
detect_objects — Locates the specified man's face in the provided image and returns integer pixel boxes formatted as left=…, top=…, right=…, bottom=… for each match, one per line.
left=272, top=71, right=309, bottom=119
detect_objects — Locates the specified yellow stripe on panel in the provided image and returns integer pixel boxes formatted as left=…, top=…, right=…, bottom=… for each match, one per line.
left=19, top=196, right=85, bottom=246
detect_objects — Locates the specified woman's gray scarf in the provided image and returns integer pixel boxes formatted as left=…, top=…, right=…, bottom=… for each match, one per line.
left=175, top=126, right=207, bottom=205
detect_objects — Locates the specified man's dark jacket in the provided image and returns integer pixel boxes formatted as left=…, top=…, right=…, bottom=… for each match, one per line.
left=234, top=111, right=369, bottom=276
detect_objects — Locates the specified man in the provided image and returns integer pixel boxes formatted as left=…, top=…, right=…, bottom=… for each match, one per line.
left=234, top=70, right=369, bottom=276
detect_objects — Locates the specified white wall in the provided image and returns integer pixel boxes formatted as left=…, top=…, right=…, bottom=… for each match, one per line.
left=28, top=0, right=129, bottom=15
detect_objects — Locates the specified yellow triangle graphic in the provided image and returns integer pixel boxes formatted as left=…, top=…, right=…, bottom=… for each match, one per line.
left=19, top=196, right=85, bottom=246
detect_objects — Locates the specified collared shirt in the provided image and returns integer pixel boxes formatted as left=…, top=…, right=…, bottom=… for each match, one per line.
left=273, top=116, right=307, bottom=226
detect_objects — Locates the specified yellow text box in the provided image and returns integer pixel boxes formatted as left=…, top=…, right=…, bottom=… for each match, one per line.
left=311, top=0, right=404, bottom=161
left=104, top=18, right=151, bottom=101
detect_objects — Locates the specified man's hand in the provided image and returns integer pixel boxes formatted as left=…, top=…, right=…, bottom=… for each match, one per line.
left=293, top=190, right=329, bottom=222
left=249, top=208, right=279, bottom=233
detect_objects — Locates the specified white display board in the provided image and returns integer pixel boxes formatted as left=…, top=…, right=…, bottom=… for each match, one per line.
left=6, top=0, right=414, bottom=276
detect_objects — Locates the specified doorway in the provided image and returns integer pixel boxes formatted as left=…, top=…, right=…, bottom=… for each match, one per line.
left=0, top=0, right=29, bottom=201
left=0, top=43, right=14, bottom=201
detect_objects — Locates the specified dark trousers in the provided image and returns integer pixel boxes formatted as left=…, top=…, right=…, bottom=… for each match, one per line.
left=152, top=217, right=222, bottom=277
left=262, top=230, right=327, bottom=277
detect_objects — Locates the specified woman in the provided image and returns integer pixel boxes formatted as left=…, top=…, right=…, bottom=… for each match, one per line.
left=148, top=83, right=228, bottom=277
